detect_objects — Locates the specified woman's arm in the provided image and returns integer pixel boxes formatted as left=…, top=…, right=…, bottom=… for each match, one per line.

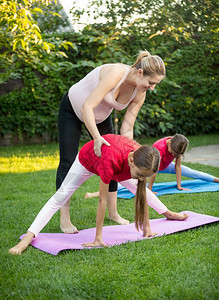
left=120, top=93, right=145, bottom=139
left=81, top=65, right=126, bottom=156
left=82, top=180, right=109, bottom=247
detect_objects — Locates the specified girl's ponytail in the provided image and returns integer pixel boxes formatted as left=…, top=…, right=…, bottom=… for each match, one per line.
left=133, top=145, right=160, bottom=231
left=135, top=178, right=147, bottom=231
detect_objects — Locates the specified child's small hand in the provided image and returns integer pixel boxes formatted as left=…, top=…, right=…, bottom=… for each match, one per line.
left=143, top=226, right=158, bottom=238
left=177, top=186, right=191, bottom=191
left=82, top=240, right=108, bottom=248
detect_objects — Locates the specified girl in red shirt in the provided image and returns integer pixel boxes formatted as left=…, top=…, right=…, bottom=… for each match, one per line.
left=9, top=135, right=188, bottom=255
left=148, top=134, right=219, bottom=192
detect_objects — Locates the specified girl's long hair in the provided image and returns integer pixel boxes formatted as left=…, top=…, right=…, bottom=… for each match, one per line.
left=133, top=145, right=160, bottom=231
left=132, top=50, right=166, bottom=77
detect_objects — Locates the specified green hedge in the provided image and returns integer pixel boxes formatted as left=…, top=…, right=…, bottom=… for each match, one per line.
left=0, top=28, right=218, bottom=142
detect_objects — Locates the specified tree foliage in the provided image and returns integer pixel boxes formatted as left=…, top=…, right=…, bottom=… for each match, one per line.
left=0, top=0, right=76, bottom=83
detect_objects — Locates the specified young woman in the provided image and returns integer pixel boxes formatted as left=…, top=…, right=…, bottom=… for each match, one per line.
left=9, top=134, right=188, bottom=255
left=148, top=134, right=219, bottom=193
left=57, top=50, right=166, bottom=232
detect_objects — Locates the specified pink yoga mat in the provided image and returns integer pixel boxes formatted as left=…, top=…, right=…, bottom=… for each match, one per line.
left=20, top=211, right=219, bottom=255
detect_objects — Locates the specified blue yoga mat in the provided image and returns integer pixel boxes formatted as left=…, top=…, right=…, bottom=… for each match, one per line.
left=118, top=179, right=219, bottom=199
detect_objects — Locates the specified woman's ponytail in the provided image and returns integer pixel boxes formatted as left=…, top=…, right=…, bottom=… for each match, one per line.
left=132, top=50, right=151, bottom=68
left=132, top=50, right=166, bottom=77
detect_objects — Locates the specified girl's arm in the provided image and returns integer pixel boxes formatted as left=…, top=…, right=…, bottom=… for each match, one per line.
left=175, top=156, right=190, bottom=191
left=142, top=194, right=157, bottom=238
left=81, top=65, right=126, bottom=156
left=82, top=180, right=109, bottom=247
left=120, top=93, right=145, bottom=139
left=148, top=173, right=158, bottom=194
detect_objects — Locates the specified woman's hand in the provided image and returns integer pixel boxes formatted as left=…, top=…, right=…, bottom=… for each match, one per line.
left=82, top=239, right=108, bottom=248
left=94, top=137, right=110, bottom=157
left=143, top=226, right=158, bottom=238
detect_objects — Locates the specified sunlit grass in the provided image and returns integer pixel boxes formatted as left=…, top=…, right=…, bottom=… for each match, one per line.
left=0, top=153, right=59, bottom=173
left=0, top=143, right=59, bottom=173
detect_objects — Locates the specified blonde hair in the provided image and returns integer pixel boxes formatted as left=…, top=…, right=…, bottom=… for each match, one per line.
left=170, top=134, right=189, bottom=158
left=133, top=145, right=160, bottom=231
left=132, top=50, right=166, bottom=77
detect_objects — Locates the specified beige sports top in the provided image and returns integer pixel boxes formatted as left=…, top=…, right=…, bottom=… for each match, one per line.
left=68, top=64, right=138, bottom=124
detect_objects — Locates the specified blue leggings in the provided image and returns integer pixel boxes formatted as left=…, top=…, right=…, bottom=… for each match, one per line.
left=158, top=162, right=215, bottom=182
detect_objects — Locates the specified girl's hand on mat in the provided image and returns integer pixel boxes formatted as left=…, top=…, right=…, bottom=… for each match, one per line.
left=177, top=186, right=191, bottom=191
left=143, top=226, right=158, bottom=238
left=82, top=240, right=108, bottom=248
left=94, top=137, right=110, bottom=157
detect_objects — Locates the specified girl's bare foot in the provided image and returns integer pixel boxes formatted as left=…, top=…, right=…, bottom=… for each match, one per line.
left=108, top=213, right=130, bottom=225
left=213, top=177, right=219, bottom=183
left=60, top=219, right=78, bottom=234
left=9, top=232, right=34, bottom=255
left=84, top=192, right=99, bottom=199
left=9, top=241, right=29, bottom=255
left=163, top=210, right=189, bottom=221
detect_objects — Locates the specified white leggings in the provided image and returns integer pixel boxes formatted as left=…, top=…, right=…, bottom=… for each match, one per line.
left=28, top=155, right=167, bottom=237
left=159, top=162, right=214, bottom=182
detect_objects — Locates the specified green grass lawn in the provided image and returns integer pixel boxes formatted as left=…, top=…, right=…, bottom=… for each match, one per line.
left=1, top=134, right=219, bottom=299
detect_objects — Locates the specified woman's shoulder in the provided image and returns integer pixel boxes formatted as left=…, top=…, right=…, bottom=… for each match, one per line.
left=101, top=63, right=129, bottom=70
left=100, top=63, right=129, bottom=78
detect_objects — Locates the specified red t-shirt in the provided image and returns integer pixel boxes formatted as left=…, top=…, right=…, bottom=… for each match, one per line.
left=79, top=134, right=140, bottom=184
left=153, top=137, right=175, bottom=171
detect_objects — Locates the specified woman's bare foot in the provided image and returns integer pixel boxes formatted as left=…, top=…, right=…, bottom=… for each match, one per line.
left=108, top=213, right=130, bottom=225
left=84, top=192, right=99, bottom=199
left=60, top=219, right=78, bottom=234
left=163, top=210, right=189, bottom=221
